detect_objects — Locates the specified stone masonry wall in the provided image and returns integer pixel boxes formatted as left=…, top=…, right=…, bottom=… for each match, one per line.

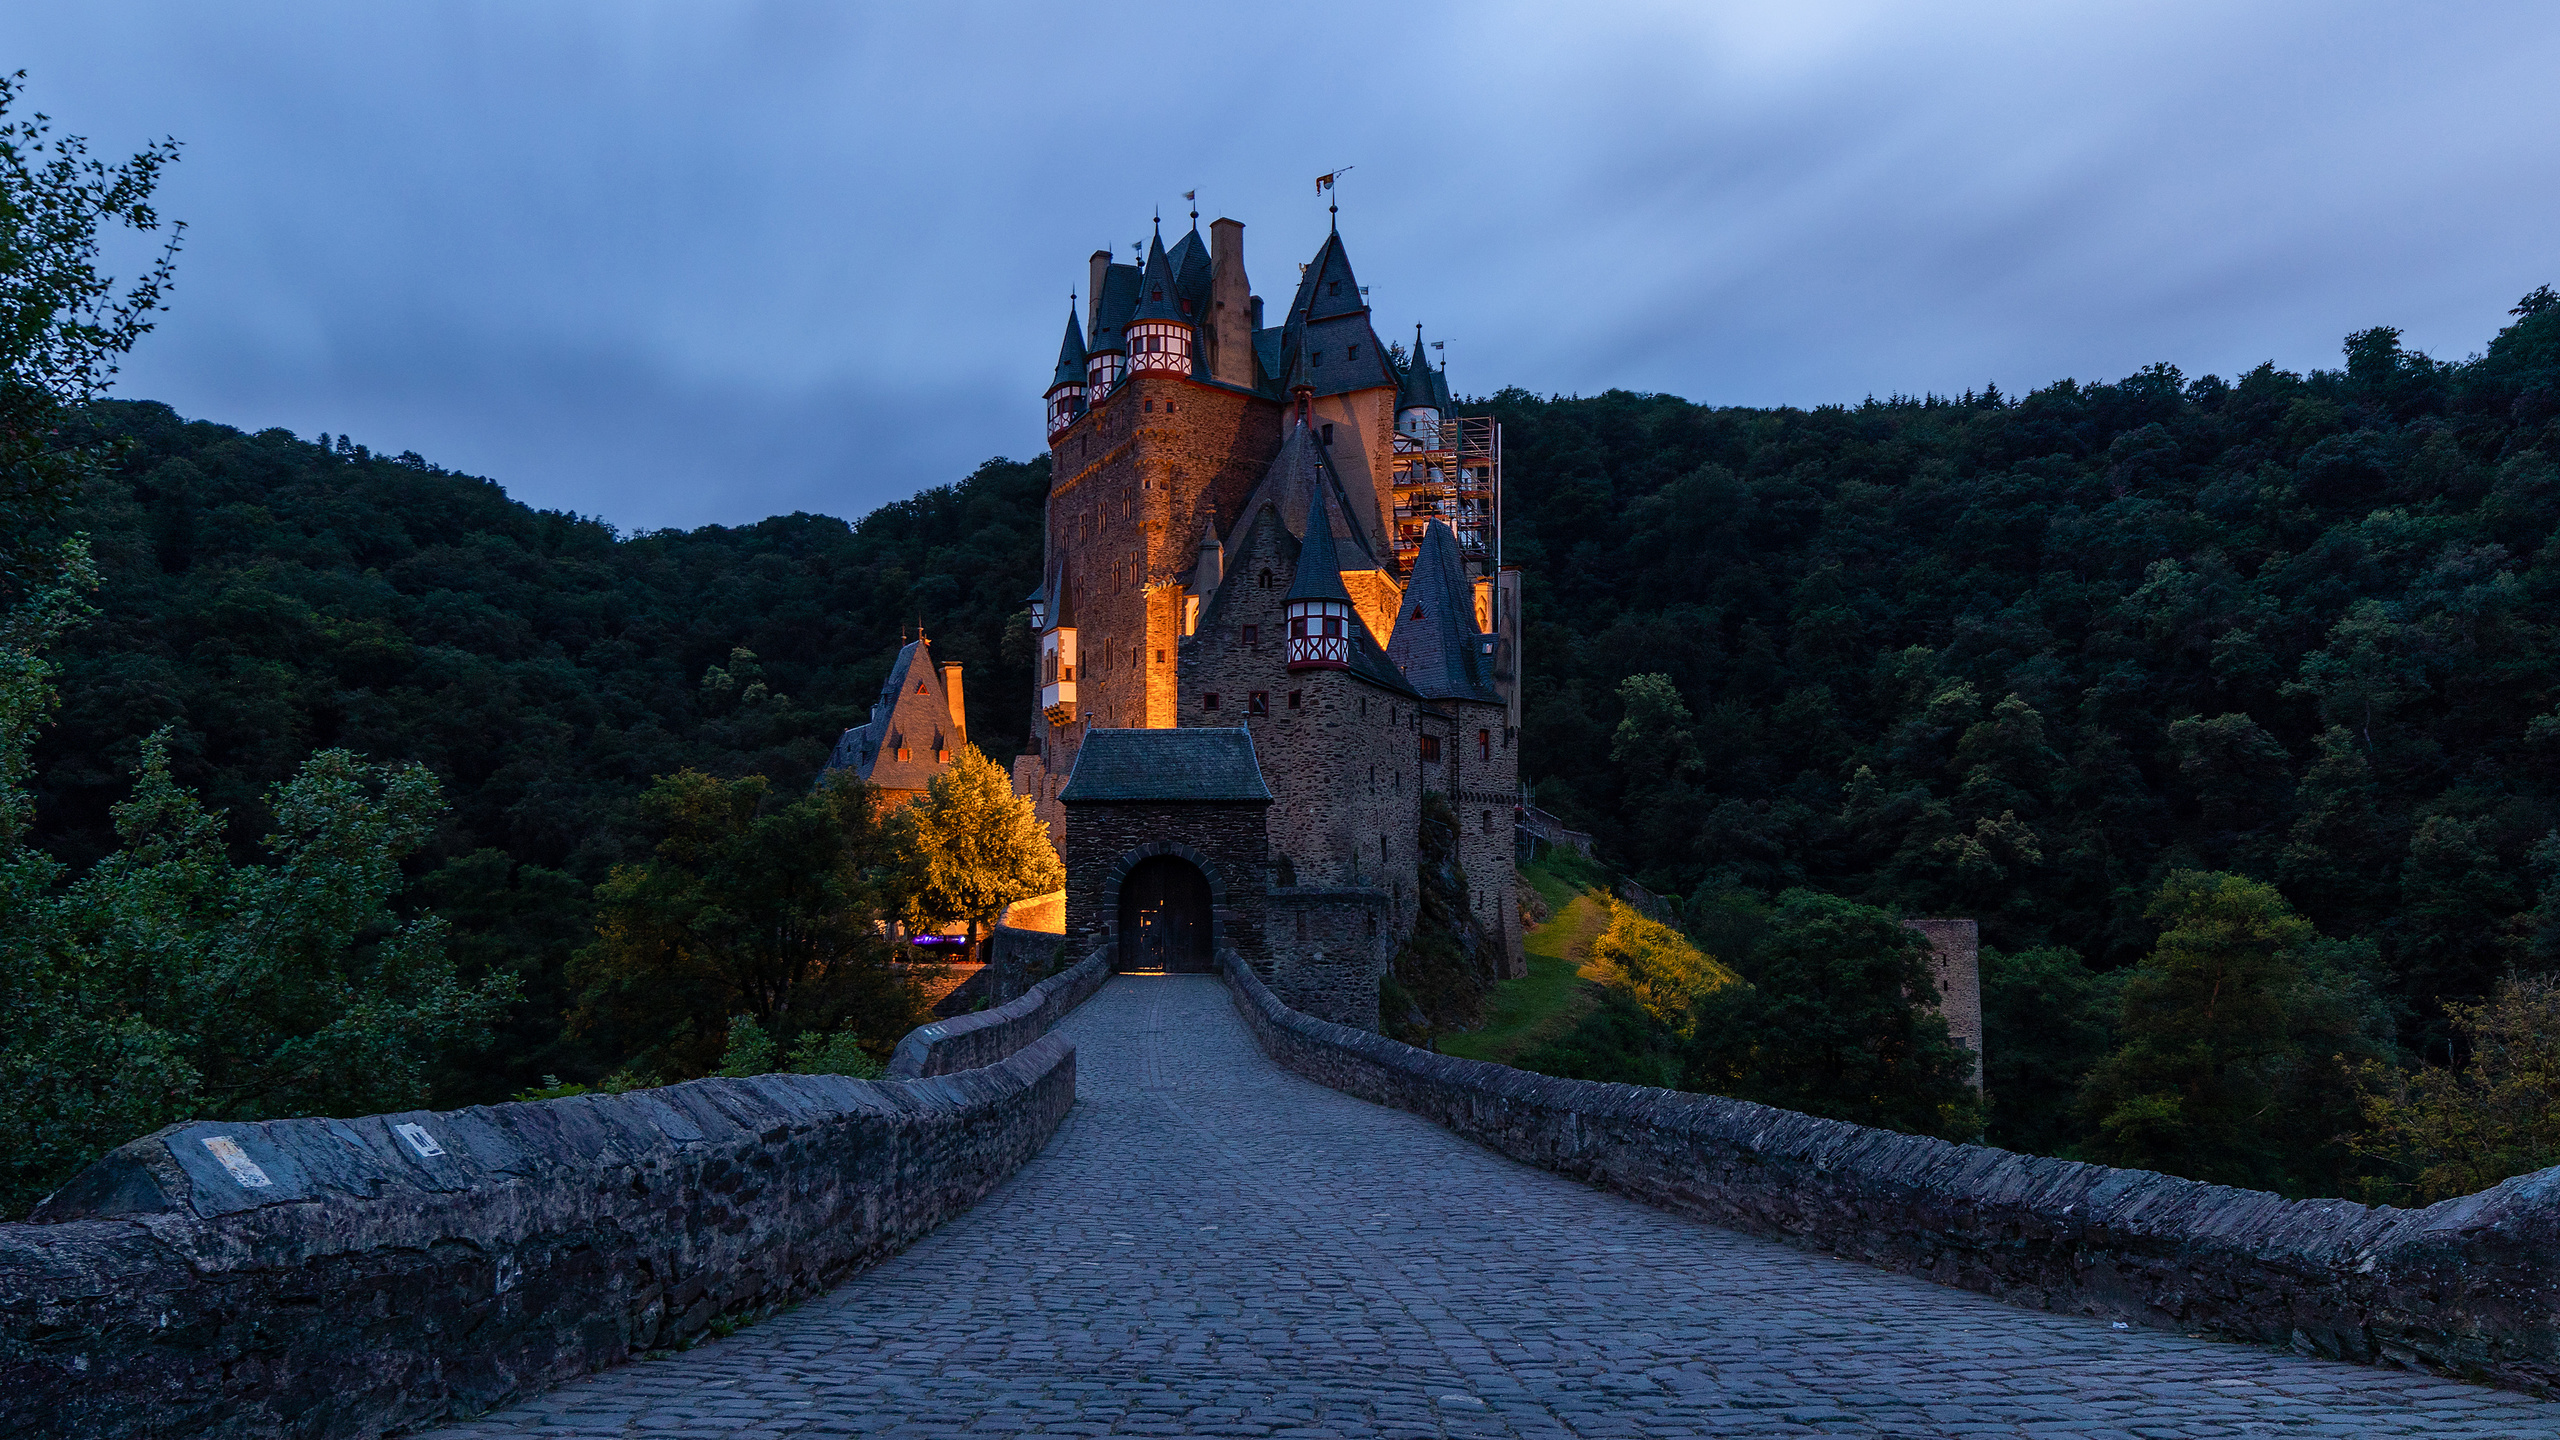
left=889, top=946, right=1111, bottom=1078
left=1218, top=951, right=2560, bottom=1395
left=1259, top=889, right=1391, bottom=1030
left=1178, top=507, right=1417, bottom=939
left=1423, top=694, right=1523, bottom=977
left=1903, top=917, right=1985, bottom=1086
left=0, top=1039, right=1076, bottom=1440
left=1062, top=799, right=1271, bottom=962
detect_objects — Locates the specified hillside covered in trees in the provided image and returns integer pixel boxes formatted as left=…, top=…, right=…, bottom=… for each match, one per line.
left=26, top=404, right=1046, bottom=1095
left=20, top=290, right=2560, bottom=1198
left=1497, top=295, right=2560, bottom=1033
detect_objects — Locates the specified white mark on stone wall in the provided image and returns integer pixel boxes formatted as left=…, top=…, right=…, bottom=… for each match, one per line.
left=201, top=1136, right=271, bottom=1187
left=395, top=1123, right=445, bottom=1158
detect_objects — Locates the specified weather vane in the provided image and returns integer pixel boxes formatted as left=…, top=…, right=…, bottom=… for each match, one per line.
left=1315, top=166, right=1353, bottom=228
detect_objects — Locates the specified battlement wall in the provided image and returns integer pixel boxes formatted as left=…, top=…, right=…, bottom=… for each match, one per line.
left=0, top=1042, right=1076, bottom=1440
left=1218, top=950, right=2560, bottom=1396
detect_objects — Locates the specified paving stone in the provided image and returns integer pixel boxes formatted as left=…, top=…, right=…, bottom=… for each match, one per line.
left=419, top=975, right=2560, bottom=1439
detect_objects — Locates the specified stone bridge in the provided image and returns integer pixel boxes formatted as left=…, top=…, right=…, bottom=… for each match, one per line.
left=442, top=977, right=2548, bottom=1438
left=11, top=967, right=2560, bottom=1438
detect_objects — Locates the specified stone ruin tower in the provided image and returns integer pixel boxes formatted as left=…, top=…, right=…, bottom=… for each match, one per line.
left=1010, top=207, right=1526, bottom=1025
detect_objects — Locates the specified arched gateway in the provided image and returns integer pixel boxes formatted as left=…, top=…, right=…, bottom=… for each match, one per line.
left=1116, top=854, right=1214, bottom=973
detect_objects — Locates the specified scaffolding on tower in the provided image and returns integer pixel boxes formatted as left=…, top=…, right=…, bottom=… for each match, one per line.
left=1388, top=412, right=1501, bottom=580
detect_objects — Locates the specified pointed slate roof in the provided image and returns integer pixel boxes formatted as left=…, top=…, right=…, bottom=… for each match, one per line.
left=1387, top=521, right=1501, bottom=704
left=1189, top=503, right=1419, bottom=703
left=1051, top=306, right=1088, bottom=389
left=1273, top=229, right=1398, bottom=399
left=1045, top=553, right=1078, bottom=629
left=1398, top=325, right=1438, bottom=412
left=1131, top=230, right=1189, bottom=326
left=1168, top=226, right=1211, bottom=314
left=1285, top=491, right=1353, bottom=603
left=1431, top=358, right=1453, bottom=409
left=1224, top=420, right=1381, bottom=573
left=1087, top=261, right=1140, bottom=354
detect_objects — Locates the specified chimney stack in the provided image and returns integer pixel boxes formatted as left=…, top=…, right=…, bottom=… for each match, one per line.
left=1087, top=250, right=1112, bottom=330
left=1208, top=218, right=1253, bottom=388
left=942, top=663, right=967, bottom=743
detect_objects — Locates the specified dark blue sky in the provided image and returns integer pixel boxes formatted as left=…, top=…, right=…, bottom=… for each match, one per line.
left=16, top=3, right=2559, bottom=531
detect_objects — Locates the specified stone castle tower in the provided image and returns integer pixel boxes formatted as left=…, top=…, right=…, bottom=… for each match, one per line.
left=1012, top=208, right=1526, bottom=1021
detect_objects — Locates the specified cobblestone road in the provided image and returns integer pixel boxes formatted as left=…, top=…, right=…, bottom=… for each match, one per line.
left=427, top=975, right=2560, bottom=1438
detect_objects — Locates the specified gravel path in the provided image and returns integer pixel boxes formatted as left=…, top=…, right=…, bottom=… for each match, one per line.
left=425, top=974, right=2560, bottom=1438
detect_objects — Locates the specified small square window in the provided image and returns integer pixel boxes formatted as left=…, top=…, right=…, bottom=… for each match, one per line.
left=1420, top=735, right=1441, bottom=763
left=1155, top=649, right=1163, bottom=663
left=1322, top=423, right=1335, bottom=444
left=897, top=748, right=912, bottom=762
left=1288, top=691, right=1302, bottom=709
left=1248, top=691, right=1269, bottom=716
left=1242, top=624, right=1259, bottom=646
left=1349, top=344, right=1360, bottom=360
left=1203, top=693, right=1220, bottom=710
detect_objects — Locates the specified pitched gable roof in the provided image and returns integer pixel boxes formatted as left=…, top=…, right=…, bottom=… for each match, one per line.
left=1285, top=491, right=1353, bottom=603
left=1224, top=420, right=1381, bottom=574
left=1059, top=727, right=1273, bottom=803
left=1130, top=231, right=1188, bottom=326
left=825, top=634, right=965, bottom=791
left=1387, top=520, right=1500, bottom=704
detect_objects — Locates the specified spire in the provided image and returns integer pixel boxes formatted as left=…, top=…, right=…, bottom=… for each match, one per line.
left=1051, top=303, right=1089, bottom=389
left=1397, top=323, right=1439, bottom=412
left=1285, top=490, right=1354, bottom=604
left=1131, top=230, right=1188, bottom=325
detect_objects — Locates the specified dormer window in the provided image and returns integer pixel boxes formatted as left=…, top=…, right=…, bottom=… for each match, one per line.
left=1286, top=598, right=1352, bottom=670
left=1329, top=282, right=1340, bottom=296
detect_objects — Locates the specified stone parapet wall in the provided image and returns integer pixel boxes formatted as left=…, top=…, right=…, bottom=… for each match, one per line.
left=1217, top=951, right=2560, bottom=1395
left=0, top=1039, right=1076, bottom=1440
left=889, top=945, right=1111, bottom=1078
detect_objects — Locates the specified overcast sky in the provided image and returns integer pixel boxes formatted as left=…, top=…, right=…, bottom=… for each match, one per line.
left=14, top=3, right=2559, bottom=532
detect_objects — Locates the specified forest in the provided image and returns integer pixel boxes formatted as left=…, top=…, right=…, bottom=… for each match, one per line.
left=11, top=157, right=2559, bottom=1206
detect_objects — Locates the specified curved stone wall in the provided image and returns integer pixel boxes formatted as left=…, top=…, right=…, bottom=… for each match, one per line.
left=889, top=944, right=1112, bottom=1078
left=0, top=1037, right=1076, bottom=1440
left=1218, top=950, right=2560, bottom=1395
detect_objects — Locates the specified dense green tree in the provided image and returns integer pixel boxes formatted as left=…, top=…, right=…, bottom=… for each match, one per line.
left=1683, top=889, right=1982, bottom=1139
left=890, top=744, right=1064, bottom=959
left=1978, top=945, right=2117, bottom=1156
left=2078, top=871, right=2391, bottom=1194
left=2354, top=973, right=2560, bottom=1204
left=3, top=545, right=509, bottom=1215
left=0, top=71, right=183, bottom=596
left=567, top=770, right=914, bottom=1083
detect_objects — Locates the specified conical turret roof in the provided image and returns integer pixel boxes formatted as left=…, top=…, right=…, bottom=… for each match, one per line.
left=1285, top=491, right=1354, bottom=604
left=1131, top=230, right=1189, bottom=326
left=1398, top=325, right=1438, bottom=412
left=1387, top=520, right=1500, bottom=704
left=1051, top=305, right=1088, bottom=389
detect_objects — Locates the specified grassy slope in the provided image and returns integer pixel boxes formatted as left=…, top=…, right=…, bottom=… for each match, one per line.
left=1440, top=860, right=1609, bottom=1064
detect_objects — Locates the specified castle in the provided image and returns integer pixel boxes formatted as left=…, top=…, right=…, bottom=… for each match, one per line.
left=1008, top=208, right=1526, bottom=1027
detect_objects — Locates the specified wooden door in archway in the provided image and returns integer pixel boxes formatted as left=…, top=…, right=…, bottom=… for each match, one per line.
left=1117, top=856, right=1214, bottom=973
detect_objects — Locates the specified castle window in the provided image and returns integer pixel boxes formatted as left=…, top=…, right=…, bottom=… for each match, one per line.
left=1288, top=691, right=1302, bottom=709
left=1479, top=728, right=1492, bottom=761
left=916, top=680, right=928, bottom=694
left=898, top=748, right=912, bottom=762
left=1312, top=351, right=1322, bottom=365
left=1248, top=691, right=1268, bottom=716
left=1349, top=345, right=1360, bottom=360
left=1420, top=735, right=1441, bottom=763
left=1258, top=568, right=1273, bottom=589
left=1329, top=282, right=1341, bottom=296
left=1322, top=423, right=1334, bottom=444
left=1145, top=398, right=1154, bottom=411
left=1155, top=649, right=1163, bottom=663
left=1203, top=693, right=1219, bottom=709
left=1242, top=624, right=1258, bottom=646
left=1482, top=810, right=1494, bottom=836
